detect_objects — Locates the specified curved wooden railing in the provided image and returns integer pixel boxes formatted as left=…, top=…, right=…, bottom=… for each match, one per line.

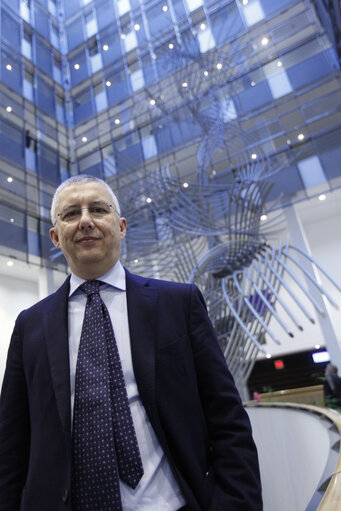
left=245, top=402, right=341, bottom=510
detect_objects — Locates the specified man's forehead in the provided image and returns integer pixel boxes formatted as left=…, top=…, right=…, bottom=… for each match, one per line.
left=58, top=182, right=111, bottom=205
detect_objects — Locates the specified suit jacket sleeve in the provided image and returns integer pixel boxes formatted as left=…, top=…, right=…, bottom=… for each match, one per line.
left=0, top=314, right=30, bottom=511
left=189, top=284, right=262, bottom=510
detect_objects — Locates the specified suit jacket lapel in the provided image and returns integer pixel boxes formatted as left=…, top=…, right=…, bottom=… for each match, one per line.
left=44, top=276, right=71, bottom=433
left=125, top=270, right=161, bottom=431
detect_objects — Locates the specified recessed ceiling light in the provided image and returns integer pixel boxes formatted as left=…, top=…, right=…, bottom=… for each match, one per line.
left=204, top=70, right=208, bottom=76
left=114, top=118, right=120, bottom=125
left=162, top=4, right=168, bottom=11
left=82, top=136, right=87, bottom=142
left=183, top=182, right=189, bottom=188
left=121, top=33, right=126, bottom=39
left=261, top=37, right=269, bottom=46
left=150, top=99, right=156, bottom=105
left=74, top=63, right=80, bottom=70
left=298, top=133, right=304, bottom=141
left=134, top=258, right=139, bottom=263
left=168, top=43, right=174, bottom=49
left=242, top=0, right=249, bottom=5
left=10, top=218, right=15, bottom=223
left=6, top=64, right=12, bottom=71
left=182, top=82, right=188, bottom=88
left=315, top=344, right=321, bottom=349
left=134, top=23, right=140, bottom=31
left=277, top=61, right=282, bottom=67
left=7, top=261, right=14, bottom=267
left=266, top=353, right=272, bottom=359
left=6, top=106, right=12, bottom=112
left=106, top=80, right=111, bottom=87
left=251, top=81, right=256, bottom=87
left=318, top=194, right=326, bottom=201
left=216, top=62, right=222, bottom=70
left=212, top=170, right=216, bottom=176
left=146, top=197, right=152, bottom=203
left=200, top=23, right=206, bottom=30
left=260, top=214, right=267, bottom=221
left=251, top=153, right=257, bottom=160
left=102, top=44, right=109, bottom=51
left=7, top=177, right=13, bottom=183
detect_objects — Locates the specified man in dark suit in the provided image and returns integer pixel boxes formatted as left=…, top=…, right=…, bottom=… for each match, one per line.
left=0, top=175, right=262, bottom=511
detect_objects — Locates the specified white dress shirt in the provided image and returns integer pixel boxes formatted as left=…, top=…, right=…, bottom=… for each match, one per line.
left=68, top=261, right=185, bottom=511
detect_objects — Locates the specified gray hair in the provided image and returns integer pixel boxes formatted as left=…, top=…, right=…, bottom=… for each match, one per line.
left=50, top=175, right=121, bottom=225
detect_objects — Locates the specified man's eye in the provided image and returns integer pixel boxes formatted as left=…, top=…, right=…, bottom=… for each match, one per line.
left=63, top=210, right=79, bottom=220
left=91, top=207, right=107, bottom=214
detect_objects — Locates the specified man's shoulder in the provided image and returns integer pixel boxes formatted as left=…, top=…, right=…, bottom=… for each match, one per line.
left=18, top=275, right=70, bottom=320
left=125, top=268, right=195, bottom=293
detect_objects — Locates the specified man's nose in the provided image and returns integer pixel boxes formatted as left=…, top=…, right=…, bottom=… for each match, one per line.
left=79, top=208, right=94, bottom=229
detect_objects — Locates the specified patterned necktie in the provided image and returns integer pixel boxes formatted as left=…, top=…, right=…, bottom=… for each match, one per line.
left=72, top=280, right=143, bottom=511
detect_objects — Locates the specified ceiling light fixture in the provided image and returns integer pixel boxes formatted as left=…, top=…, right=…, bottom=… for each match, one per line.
left=6, top=106, right=12, bottom=112
left=82, top=136, right=87, bottom=142
left=261, top=37, right=269, bottom=46
left=298, top=133, right=304, bottom=141
left=162, top=5, right=168, bottom=11
left=204, top=70, right=208, bottom=76
left=114, top=118, right=120, bottom=125
left=182, top=81, right=188, bottom=87
left=251, top=153, right=257, bottom=160
left=134, top=23, right=140, bottom=31
left=251, top=81, right=256, bottom=86
left=150, top=99, right=156, bottom=105
left=146, top=197, right=152, bottom=203
left=260, top=214, right=267, bottom=221
left=183, top=182, right=189, bottom=188
left=6, top=64, right=12, bottom=71
left=102, top=44, right=109, bottom=51
left=7, top=261, right=14, bottom=267
left=7, top=177, right=13, bottom=183
left=277, top=61, right=282, bottom=67
left=74, top=63, right=80, bottom=69
left=200, top=23, right=206, bottom=30
left=216, top=62, right=222, bottom=70
left=318, top=194, right=326, bottom=201
left=106, top=80, right=111, bottom=87
left=168, top=43, right=174, bottom=49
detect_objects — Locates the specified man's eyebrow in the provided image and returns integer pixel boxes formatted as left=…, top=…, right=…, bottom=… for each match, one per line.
left=61, top=200, right=109, bottom=210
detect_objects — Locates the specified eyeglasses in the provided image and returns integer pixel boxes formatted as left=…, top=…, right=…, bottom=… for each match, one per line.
left=57, top=202, right=117, bottom=223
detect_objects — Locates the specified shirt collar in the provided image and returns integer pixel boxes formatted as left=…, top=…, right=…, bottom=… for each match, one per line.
left=69, top=260, right=126, bottom=297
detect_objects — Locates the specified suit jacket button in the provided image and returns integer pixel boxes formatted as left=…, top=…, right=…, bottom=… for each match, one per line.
left=62, top=488, right=68, bottom=503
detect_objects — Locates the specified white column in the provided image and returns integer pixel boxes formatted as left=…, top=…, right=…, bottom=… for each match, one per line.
left=284, top=203, right=341, bottom=369
left=38, top=266, right=55, bottom=300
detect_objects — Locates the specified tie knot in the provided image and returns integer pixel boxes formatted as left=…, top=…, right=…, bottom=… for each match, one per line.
left=80, top=280, right=101, bottom=297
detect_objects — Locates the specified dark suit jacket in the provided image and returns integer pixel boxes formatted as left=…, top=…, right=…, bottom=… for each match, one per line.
left=0, top=270, right=262, bottom=511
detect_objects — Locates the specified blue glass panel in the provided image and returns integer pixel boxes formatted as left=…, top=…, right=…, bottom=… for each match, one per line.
left=0, top=120, right=24, bottom=166
left=107, top=79, right=130, bottom=106
left=1, top=8, right=20, bottom=48
left=146, top=4, right=172, bottom=38
left=37, top=77, right=55, bottom=115
left=267, top=165, right=304, bottom=201
left=287, top=50, right=338, bottom=90
left=34, top=3, right=50, bottom=41
left=100, top=27, right=122, bottom=67
left=69, top=49, right=89, bottom=86
left=235, top=81, right=272, bottom=115
left=1, top=50, right=22, bottom=94
left=261, top=0, right=294, bottom=16
left=2, top=0, right=20, bottom=10
left=73, top=87, right=94, bottom=124
left=66, top=16, right=85, bottom=52
left=0, top=220, right=27, bottom=252
left=64, top=0, right=81, bottom=19
left=96, top=0, right=116, bottom=30
left=35, top=38, right=53, bottom=78
left=37, top=143, right=59, bottom=184
left=210, top=5, right=244, bottom=45
left=172, top=0, right=187, bottom=19
left=79, top=162, right=103, bottom=178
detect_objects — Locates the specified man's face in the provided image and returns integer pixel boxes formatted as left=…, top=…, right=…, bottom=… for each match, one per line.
left=49, top=182, right=127, bottom=279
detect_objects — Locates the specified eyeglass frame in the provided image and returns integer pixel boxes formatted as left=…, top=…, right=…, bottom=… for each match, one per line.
left=55, top=201, right=120, bottom=225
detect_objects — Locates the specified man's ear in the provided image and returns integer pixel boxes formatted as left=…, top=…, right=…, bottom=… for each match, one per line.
left=50, top=226, right=61, bottom=248
left=119, top=217, right=127, bottom=240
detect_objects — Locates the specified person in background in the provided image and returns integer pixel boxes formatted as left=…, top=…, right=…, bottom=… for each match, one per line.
left=0, top=175, right=262, bottom=511
left=324, top=363, right=341, bottom=408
